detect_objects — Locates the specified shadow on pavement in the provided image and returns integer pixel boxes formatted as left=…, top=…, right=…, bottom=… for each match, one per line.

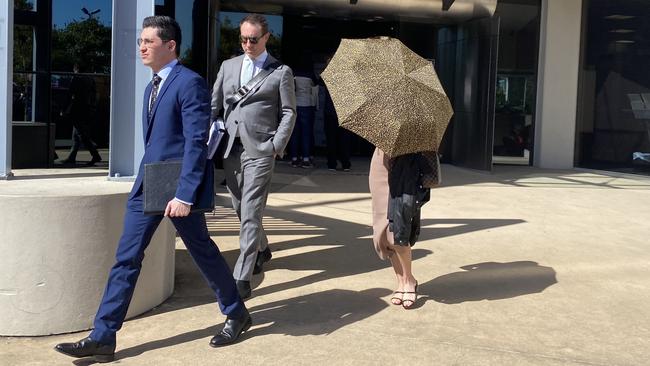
left=89, top=288, right=390, bottom=364
left=104, top=325, right=217, bottom=363
left=417, top=218, right=525, bottom=241
left=99, top=262, right=555, bottom=363
left=247, top=287, right=390, bottom=336
left=75, top=179, right=540, bottom=363
left=140, top=195, right=528, bottom=317
left=418, top=261, right=557, bottom=305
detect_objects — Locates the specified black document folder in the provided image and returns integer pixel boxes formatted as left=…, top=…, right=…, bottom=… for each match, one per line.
left=143, top=160, right=214, bottom=215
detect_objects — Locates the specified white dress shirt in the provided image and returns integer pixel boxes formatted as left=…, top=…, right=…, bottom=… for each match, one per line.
left=235, top=51, right=269, bottom=138
left=294, top=76, right=317, bottom=107
left=241, top=50, right=268, bottom=86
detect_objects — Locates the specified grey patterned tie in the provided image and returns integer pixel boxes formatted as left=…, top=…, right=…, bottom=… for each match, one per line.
left=149, top=74, right=162, bottom=115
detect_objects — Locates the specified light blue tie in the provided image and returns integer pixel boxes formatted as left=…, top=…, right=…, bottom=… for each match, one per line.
left=240, top=58, right=254, bottom=86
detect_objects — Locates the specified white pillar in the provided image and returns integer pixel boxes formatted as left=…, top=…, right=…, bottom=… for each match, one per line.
left=534, top=0, right=583, bottom=169
left=0, top=1, right=13, bottom=179
left=108, top=0, right=155, bottom=179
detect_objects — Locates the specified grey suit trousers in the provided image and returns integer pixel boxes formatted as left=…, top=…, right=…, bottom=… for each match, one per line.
left=223, top=142, right=274, bottom=281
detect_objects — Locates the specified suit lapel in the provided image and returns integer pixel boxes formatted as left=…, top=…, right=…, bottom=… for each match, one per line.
left=235, top=55, right=244, bottom=89
left=262, top=54, right=277, bottom=69
left=145, top=63, right=182, bottom=143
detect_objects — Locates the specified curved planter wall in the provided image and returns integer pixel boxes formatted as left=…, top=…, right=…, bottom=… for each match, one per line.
left=0, top=178, right=175, bottom=336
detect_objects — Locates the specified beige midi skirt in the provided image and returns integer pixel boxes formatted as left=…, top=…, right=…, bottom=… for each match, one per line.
left=369, top=148, right=394, bottom=260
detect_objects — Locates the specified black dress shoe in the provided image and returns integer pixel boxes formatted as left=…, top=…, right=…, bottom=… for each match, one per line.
left=210, top=309, right=252, bottom=347
left=54, top=336, right=115, bottom=363
left=253, top=247, right=272, bottom=275
left=236, top=280, right=251, bottom=300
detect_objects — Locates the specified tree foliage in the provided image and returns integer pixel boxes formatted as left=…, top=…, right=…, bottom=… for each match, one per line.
left=13, top=0, right=35, bottom=72
left=51, top=18, right=111, bottom=73
left=13, top=25, right=33, bottom=72
left=14, top=0, right=34, bottom=11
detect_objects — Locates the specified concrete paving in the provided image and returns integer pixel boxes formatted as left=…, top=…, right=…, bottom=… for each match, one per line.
left=2, top=159, right=650, bottom=365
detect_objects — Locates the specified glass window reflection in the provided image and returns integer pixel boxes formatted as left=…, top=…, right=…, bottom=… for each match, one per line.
left=217, top=12, right=283, bottom=66
left=13, top=24, right=35, bottom=122
left=50, top=0, right=112, bottom=166
left=14, top=0, right=36, bottom=11
left=13, top=74, right=33, bottom=122
left=576, top=0, right=650, bottom=175
left=493, top=0, right=540, bottom=165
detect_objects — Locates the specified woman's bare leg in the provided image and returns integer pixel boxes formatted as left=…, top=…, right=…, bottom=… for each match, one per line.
left=389, top=254, right=405, bottom=305
left=392, top=245, right=417, bottom=308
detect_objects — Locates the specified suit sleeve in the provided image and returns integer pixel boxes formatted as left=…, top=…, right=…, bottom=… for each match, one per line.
left=210, top=63, right=225, bottom=120
left=272, top=66, right=297, bottom=155
left=175, top=76, right=211, bottom=203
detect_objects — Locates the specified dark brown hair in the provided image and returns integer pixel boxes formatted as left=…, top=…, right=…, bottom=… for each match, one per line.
left=142, top=15, right=182, bottom=56
left=240, top=14, right=269, bottom=35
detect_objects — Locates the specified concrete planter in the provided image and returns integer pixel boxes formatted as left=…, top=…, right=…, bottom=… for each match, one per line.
left=0, top=178, right=175, bottom=336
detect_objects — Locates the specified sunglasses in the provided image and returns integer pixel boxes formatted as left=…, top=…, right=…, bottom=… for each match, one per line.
left=239, top=33, right=267, bottom=44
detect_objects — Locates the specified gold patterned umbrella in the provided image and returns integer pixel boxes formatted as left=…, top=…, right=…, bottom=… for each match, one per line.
left=321, top=37, right=453, bottom=157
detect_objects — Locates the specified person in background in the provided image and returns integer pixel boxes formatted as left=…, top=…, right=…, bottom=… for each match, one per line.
left=61, top=63, right=102, bottom=166
left=321, top=61, right=351, bottom=171
left=290, top=63, right=318, bottom=168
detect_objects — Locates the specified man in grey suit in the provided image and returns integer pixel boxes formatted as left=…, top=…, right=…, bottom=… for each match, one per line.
left=211, top=14, right=296, bottom=299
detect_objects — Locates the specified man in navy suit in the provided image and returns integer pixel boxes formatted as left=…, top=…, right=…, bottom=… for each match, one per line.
left=55, top=16, right=251, bottom=363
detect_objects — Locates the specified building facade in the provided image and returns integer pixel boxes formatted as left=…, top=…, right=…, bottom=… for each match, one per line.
left=1, top=0, right=649, bottom=178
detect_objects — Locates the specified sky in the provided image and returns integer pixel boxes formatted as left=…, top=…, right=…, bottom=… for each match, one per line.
left=50, top=2, right=284, bottom=57
left=52, top=0, right=112, bottom=28
left=52, top=3, right=285, bottom=38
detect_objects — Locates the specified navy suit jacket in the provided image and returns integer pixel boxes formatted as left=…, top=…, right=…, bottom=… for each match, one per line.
left=129, top=63, right=212, bottom=205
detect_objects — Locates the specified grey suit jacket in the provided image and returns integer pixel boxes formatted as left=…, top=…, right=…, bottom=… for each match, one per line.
left=211, top=54, right=297, bottom=159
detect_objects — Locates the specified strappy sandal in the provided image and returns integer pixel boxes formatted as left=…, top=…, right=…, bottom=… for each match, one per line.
left=390, top=291, right=404, bottom=305
left=402, top=282, right=418, bottom=309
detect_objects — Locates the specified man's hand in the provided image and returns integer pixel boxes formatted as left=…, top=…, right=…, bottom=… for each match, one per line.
left=164, top=199, right=191, bottom=217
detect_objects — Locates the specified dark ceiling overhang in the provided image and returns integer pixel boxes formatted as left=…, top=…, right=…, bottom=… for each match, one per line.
left=219, top=0, right=498, bottom=24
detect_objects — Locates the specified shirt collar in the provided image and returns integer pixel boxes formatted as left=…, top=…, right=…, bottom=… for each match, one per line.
left=156, top=59, right=178, bottom=82
left=244, top=50, right=268, bottom=67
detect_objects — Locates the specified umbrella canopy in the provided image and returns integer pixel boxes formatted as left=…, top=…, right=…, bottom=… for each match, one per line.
left=321, top=37, right=453, bottom=157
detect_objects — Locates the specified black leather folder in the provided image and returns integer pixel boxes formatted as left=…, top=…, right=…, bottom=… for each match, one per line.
left=143, top=160, right=214, bottom=215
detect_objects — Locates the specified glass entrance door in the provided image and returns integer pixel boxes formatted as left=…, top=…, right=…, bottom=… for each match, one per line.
left=492, top=0, right=541, bottom=166
left=212, top=2, right=502, bottom=170
left=437, top=16, right=500, bottom=172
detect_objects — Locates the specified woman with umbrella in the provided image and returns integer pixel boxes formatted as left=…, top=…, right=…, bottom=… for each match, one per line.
left=321, top=37, right=452, bottom=309
left=370, top=148, right=429, bottom=308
